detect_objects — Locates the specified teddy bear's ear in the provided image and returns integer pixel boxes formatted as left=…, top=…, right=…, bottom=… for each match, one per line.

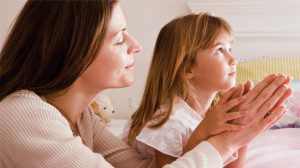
left=90, top=101, right=99, bottom=111
left=91, top=93, right=115, bottom=123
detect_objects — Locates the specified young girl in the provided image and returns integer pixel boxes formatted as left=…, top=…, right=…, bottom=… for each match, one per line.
left=120, top=13, right=255, bottom=167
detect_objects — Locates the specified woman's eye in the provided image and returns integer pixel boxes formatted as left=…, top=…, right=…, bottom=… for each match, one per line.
left=116, top=39, right=124, bottom=45
left=229, top=48, right=232, bottom=53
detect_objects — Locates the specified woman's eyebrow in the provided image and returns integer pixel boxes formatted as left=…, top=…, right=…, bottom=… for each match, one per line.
left=112, top=27, right=126, bottom=37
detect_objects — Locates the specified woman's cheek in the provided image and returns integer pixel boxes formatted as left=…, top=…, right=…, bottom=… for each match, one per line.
left=116, top=46, right=128, bottom=68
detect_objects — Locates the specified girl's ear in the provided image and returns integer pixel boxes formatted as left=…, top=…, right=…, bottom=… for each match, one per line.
left=186, top=68, right=194, bottom=79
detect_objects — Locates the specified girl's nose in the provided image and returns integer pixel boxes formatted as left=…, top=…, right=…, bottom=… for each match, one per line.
left=227, top=53, right=236, bottom=66
left=230, top=57, right=237, bottom=66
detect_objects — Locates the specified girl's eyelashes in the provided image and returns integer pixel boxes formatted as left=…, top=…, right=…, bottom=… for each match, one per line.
left=217, top=47, right=224, bottom=54
left=216, top=47, right=232, bottom=54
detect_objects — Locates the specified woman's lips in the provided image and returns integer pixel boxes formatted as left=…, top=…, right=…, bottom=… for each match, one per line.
left=125, top=62, right=135, bottom=69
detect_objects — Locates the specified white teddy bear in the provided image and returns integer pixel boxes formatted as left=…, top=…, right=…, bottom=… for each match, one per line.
left=90, top=93, right=115, bottom=123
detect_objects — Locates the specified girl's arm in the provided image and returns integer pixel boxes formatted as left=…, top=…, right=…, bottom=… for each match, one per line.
left=224, top=146, right=248, bottom=168
left=155, top=150, right=177, bottom=168
left=182, top=86, right=249, bottom=155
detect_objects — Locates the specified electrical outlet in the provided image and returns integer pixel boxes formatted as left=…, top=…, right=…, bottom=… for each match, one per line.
left=128, top=97, right=139, bottom=110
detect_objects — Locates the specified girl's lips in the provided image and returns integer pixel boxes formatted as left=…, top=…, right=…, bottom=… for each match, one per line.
left=228, top=71, right=236, bottom=76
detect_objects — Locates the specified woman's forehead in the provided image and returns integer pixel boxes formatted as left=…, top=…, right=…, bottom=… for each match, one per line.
left=107, top=3, right=126, bottom=38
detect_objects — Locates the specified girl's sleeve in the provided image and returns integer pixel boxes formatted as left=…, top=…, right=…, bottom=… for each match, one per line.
left=135, top=116, right=188, bottom=157
left=91, top=110, right=224, bottom=168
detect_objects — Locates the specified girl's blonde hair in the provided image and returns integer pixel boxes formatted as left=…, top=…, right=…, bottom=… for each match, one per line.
left=127, top=13, right=233, bottom=144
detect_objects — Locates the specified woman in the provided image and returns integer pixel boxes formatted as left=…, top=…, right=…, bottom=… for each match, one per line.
left=0, top=1, right=292, bottom=167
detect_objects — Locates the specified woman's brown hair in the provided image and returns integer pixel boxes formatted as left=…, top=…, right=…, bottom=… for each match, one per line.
left=0, top=0, right=118, bottom=100
left=127, top=13, right=233, bottom=144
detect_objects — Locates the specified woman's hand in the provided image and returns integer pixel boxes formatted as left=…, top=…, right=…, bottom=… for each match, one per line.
left=230, top=74, right=292, bottom=126
left=207, top=74, right=293, bottom=162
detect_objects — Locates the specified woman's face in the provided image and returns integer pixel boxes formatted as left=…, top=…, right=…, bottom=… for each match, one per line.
left=189, top=32, right=237, bottom=92
left=81, top=3, right=141, bottom=92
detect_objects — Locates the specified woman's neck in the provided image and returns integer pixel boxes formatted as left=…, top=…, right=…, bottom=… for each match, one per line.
left=44, top=79, right=102, bottom=125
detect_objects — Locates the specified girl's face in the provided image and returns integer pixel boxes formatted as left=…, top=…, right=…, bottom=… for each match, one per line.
left=189, top=32, right=237, bottom=92
left=80, top=3, right=141, bottom=92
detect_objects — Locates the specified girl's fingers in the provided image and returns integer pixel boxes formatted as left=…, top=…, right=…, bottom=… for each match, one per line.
left=223, top=96, right=247, bottom=111
left=223, top=123, right=245, bottom=131
left=225, top=110, right=249, bottom=121
left=260, top=105, right=287, bottom=132
left=229, top=84, right=244, bottom=100
left=243, top=80, right=253, bottom=95
left=218, top=86, right=238, bottom=105
left=228, top=84, right=244, bottom=112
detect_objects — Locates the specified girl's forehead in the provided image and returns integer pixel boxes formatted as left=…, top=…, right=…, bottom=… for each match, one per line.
left=213, top=33, right=234, bottom=46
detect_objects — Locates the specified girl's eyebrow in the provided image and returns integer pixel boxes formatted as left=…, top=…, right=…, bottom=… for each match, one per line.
left=213, top=42, right=224, bottom=47
left=214, top=41, right=233, bottom=47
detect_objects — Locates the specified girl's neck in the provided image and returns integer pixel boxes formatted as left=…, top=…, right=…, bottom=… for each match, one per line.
left=186, top=88, right=217, bottom=117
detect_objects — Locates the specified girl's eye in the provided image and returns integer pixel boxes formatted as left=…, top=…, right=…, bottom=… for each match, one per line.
left=217, top=48, right=223, bottom=54
left=229, top=48, right=232, bottom=53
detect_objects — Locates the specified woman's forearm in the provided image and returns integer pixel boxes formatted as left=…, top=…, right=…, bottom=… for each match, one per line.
left=206, top=135, right=237, bottom=163
left=224, top=146, right=248, bottom=168
left=182, top=124, right=208, bottom=155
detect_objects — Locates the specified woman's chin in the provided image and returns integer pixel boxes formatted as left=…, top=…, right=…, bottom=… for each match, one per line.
left=121, top=76, right=135, bottom=88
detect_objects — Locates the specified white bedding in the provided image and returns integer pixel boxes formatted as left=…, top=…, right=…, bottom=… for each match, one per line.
left=106, top=118, right=128, bottom=136
left=245, top=128, right=300, bottom=168
left=106, top=119, right=300, bottom=168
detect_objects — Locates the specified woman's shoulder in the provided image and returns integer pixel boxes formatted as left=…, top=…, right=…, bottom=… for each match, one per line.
left=1, top=89, right=56, bottom=110
left=1, top=89, right=51, bottom=108
left=0, top=90, right=64, bottom=127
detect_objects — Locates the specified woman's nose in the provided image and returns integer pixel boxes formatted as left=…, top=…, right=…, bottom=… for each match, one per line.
left=127, top=35, right=142, bottom=55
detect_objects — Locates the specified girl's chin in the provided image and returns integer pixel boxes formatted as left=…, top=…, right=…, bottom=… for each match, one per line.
left=222, top=80, right=237, bottom=91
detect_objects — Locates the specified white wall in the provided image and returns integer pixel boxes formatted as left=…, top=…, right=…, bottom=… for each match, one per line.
left=0, top=0, right=26, bottom=48
left=187, top=0, right=300, bottom=59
